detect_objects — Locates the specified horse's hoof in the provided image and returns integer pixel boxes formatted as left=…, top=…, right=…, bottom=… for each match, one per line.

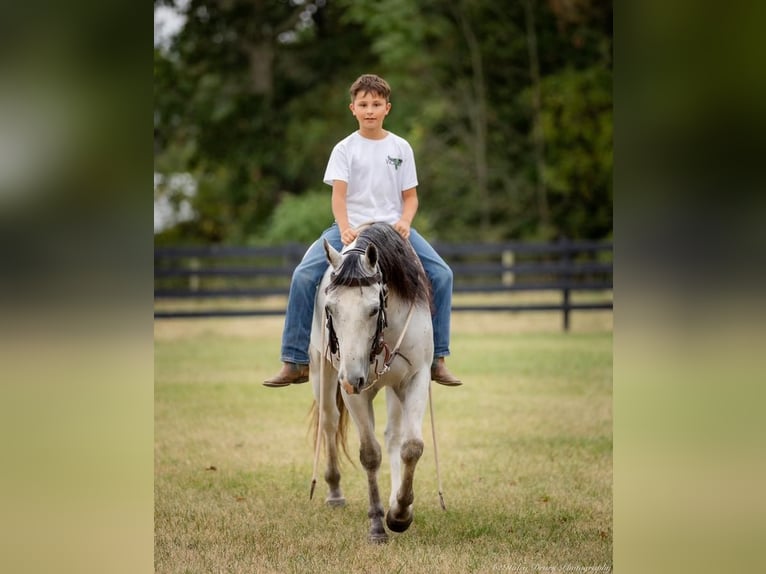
left=325, top=496, right=346, bottom=508
left=385, top=509, right=413, bottom=533
left=368, top=531, right=388, bottom=544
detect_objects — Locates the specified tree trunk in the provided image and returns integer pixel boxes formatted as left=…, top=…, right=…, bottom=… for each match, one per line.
left=456, top=3, right=490, bottom=233
left=245, top=39, right=273, bottom=96
left=524, top=0, right=551, bottom=231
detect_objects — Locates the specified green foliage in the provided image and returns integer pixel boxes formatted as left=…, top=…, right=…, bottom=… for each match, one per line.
left=154, top=0, right=612, bottom=244
left=264, top=189, right=334, bottom=245
left=523, top=65, right=613, bottom=239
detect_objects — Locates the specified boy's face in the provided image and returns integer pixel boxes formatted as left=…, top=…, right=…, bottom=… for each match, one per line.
left=349, top=90, right=391, bottom=133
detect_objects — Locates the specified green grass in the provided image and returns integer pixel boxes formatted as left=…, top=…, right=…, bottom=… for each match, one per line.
left=155, top=314, right=612, bottom=573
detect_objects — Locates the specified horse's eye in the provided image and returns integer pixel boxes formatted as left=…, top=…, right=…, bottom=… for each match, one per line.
left=369, top=307, right=379, bottom=317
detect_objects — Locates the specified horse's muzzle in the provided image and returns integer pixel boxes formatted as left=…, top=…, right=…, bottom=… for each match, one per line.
left=341, top=377, right=367, bottom=395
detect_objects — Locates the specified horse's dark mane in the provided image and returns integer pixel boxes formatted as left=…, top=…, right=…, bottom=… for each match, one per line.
left=329, top=223, right=432, bottom=307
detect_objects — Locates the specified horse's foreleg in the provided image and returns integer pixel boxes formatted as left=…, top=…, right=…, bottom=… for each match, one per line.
left=315, top=361, right=345, bottom=507
left=385, top=437, right=423, bottom=533
left=384, top=387, right=404, bottom=509
left=322, top=398, right=345, bottom=507
left=347, top=397, right=388, bottom=544
left=360, top=437, right=387, bottom=543
left=386, top=373, right=429, bottom=533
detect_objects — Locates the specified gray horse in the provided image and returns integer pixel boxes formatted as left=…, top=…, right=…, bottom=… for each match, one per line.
left=309, top=222, right=434, bottom=543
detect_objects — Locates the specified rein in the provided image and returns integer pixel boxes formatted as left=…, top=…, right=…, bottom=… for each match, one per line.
left=371, top=302, right=414, bottom=385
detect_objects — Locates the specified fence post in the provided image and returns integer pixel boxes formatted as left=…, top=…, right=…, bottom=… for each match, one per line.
left=501, top=249, right=514, bottom=286
left=189, top=257, right=200, bottom=292
left=561, top=238, right=571, bottom=332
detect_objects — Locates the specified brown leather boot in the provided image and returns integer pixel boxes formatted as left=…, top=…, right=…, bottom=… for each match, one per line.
left=431, top=357, right=462, bottom=386
left=263, top=362, right=309, bottom=387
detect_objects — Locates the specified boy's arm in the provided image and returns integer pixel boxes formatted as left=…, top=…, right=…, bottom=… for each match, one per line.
left=393, top=187, right=418, bottom=240
left=331, top=180, right=358, bottom=245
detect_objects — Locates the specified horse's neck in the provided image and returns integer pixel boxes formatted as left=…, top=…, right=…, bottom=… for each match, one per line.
left=316, top=269, right=332, bottom=307
left=383, top=296, right=415, bottom=331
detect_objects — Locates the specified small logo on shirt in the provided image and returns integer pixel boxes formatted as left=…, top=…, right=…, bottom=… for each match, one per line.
left=386, top=156, right=403, bottom=170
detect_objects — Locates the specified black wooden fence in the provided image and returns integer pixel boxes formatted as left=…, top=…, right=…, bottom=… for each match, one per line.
left=154, top=239, right=612, bottom=330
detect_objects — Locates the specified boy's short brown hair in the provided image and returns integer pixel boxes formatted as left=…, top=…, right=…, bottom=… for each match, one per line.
left=349, top=74, right=391, bottom=102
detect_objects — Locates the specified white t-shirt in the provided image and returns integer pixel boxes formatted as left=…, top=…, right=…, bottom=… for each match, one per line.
left=323, top=131, right=418, bottom=228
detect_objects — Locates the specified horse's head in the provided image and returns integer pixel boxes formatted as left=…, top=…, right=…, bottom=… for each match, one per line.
left=323, top=238, right=387, bottom=395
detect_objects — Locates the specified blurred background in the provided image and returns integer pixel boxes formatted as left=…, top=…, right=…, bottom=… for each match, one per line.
left=153, top=0, right=613, bottom=246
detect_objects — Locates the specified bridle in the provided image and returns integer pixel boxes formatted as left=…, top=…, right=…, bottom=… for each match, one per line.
left=324, top=254, right=414, bottom=389
left=325, top=274, right=388, bottom=365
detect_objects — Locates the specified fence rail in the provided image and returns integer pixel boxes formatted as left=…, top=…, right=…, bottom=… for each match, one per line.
left=154, top=239, right=612, bottom=330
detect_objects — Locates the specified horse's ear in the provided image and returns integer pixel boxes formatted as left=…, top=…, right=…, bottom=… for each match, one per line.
left=324, top=238, right=343, bottom=270
left=364, top=243, right=378, bottom=271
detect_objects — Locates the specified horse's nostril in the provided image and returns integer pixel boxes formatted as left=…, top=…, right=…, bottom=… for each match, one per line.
left=357, top=377, right=365, bottom=389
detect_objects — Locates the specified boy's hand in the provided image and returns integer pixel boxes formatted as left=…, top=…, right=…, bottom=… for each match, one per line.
left=340, top=227, right=359, bottom=245
left=393, top=220, right=411, bottom=240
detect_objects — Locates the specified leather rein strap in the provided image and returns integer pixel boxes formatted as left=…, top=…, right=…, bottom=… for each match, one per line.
left=372, top=302, right=414, bottom=383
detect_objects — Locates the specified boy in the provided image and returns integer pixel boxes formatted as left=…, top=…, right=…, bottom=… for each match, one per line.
left=264, top=74, right=461, bottom=387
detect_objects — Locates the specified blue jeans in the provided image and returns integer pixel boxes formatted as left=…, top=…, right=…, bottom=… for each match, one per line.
left=280, top=223, right=453, bottom=365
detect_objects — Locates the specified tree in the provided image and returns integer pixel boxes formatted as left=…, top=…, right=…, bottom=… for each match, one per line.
left=154, top=0, right=612, bottom=244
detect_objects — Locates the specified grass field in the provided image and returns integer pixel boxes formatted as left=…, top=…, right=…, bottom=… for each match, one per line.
left=155, top=312, right=612, bottom=573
